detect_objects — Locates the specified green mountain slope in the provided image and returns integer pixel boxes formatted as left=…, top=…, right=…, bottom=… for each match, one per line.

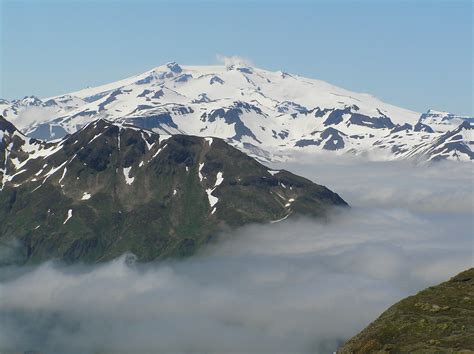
left=338, top=268, right=474, bottom=353
left=0, top=116, right=347, bottom=264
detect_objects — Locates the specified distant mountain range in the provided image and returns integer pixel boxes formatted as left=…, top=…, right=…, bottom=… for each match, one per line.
left=1, top=62, right=472, bottom=162
left=0, top=116, right=347, bottom=264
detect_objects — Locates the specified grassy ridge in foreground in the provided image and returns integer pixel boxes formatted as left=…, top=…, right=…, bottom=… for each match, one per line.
left=338, top=268, right=474, bottom=353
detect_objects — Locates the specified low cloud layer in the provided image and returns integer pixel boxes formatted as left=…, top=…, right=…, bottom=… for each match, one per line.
left=0, top=158, right=472, bottom=353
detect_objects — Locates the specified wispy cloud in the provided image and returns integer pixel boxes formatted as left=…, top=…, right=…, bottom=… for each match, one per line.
left=216, top=54, right=253, bottom=68
left=15, top=106, right=57, bottom=130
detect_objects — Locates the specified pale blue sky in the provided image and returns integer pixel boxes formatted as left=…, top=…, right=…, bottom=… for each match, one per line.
left=1, top=0, right=472, bottom=115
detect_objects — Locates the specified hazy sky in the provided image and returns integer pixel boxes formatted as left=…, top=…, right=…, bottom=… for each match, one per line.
left=0, top=0, right=472, bottom=115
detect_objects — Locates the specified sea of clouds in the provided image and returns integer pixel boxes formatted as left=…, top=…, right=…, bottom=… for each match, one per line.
left=0, top=157, right=472, bottom=353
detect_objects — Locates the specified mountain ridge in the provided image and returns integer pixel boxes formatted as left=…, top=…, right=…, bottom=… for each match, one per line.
left=0, top=115, right=348, bottom=264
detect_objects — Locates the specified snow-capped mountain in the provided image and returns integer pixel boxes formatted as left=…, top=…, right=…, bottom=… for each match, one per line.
left=1, top=61, right=472, bottom=161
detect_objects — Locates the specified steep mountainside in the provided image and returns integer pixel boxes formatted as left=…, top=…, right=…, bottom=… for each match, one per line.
left=1, top=62, right=471, bottom=162
left=0, top=116, right=347, bottom=264
left=338, top=268, right=474, bottom=353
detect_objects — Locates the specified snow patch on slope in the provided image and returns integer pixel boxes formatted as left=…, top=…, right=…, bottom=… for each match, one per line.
left=63, top=209, right=73, bottom=224
left=206, top=171, right=224, bottom=213
left=123, top=167, right=134, bottom=185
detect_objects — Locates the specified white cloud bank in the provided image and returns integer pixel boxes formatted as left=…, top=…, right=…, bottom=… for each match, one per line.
left=0, top=158, right=472, bottom=353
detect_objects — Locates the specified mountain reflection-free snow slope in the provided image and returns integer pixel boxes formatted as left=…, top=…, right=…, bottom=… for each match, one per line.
left=0, top=159, right=472, bottom=354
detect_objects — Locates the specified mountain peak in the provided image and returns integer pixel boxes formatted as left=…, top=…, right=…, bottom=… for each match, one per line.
left=224, top=60, right=253, bottom=73
left=165, top=61, right=182, bottom=74
left=217, top=55, right=254, bottom=71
